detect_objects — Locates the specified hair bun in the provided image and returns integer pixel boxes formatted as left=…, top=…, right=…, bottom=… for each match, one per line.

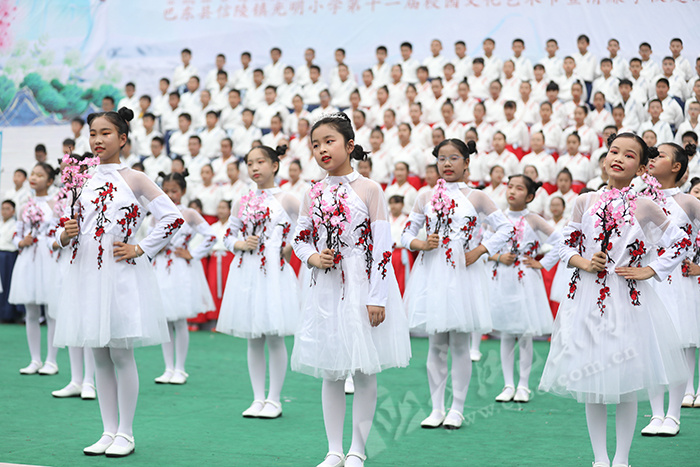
left=351, top=143, right=368, bottom=161
left=647, top=146, right=659, bottom=160
left=466, top=140, right=477, bottom=155
left=275, top=145, right=288, bottom=157
left=118, top=107, right=134, bottom=122
left=157, top=171, right=167, bottom=179
left=181, top=168, right=190, bottom=178
left=685, top=143, right=697, bottom=158
left=606, top=133, right=618, bottom=148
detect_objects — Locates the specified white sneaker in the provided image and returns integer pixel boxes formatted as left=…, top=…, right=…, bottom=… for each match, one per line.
left=495, top=385, right=515, bottom=402
left=470, top=349, right=482, bottom=362
left=442, top=409, right=465, bottom=430
left=19, top=360, right=42, bottom=375
left=154, top=369, right=173, bottom=384
left=420, top=409, right=446, bottom=428
left=169, top=370, right=188, bottom=385
left=52, top=382, right=82, bottom=398
left=640, top=416, right=664, bottom=436
left=344, top=377, right=355, bottom=394
left=513, top=386, right=531, bottom=403
left=38, top=361, right=58, bottom=375
left=81, top=383, right=96, bottom=400
left=242, top=400, right=265, bottom=418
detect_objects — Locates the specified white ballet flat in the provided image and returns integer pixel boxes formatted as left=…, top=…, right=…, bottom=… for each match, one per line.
left=640, top=416, right=664, bottom=436
left=257, top=399, right=283, bottom=419
left=513, top=386, right=531, bottom=403
left=38, top=361, right=59, bottom=375
left=470, top=349, right=482, bottom=362
left=81, top=383, right=96, bottom=400
left=316, top=451, right=345, bottom=467
left=83, top=432, right=115, bottom=456
left=242, top=400, right=265, bottom=418
left=169, top=370, right=188, bottom=385
left=344, top=377, right=355, bottom=394
left=345, top=451, right=366, bottom=467
left=693, top=395, right=700, bottom=408
left=442, top=409, right=465, bottom=430
left=657, top=415, right=680, bottom=437
left=154, top=369, right=173, bottom=384
left=612, top=464, right=630, bottom=467
left=105, top=432, right=135, bottom=457
left=495, top=385, right=515, bottom=402
left=681, top=393, right=695, bottom=407
left=592, top=462, right=610, bottom=467
left=420, top=409, right=446, bottom=428
left=19, top=360, right=42, bottom=375
left=52, top=381, right=82, bottom=398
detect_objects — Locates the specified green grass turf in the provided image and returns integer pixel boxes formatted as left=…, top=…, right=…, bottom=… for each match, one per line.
left=1, top=324, right=699, bottom=466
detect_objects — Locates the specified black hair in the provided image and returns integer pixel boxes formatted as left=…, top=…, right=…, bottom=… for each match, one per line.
left=426, top=163, right=438, bottom=173
left=567, top=131, right=581, bottom=144
left=416, top=66, right=428, bottom=74
left=189, top=198, right=203, bottom=211
left=270, top=47, right=281, bottom=54
left=656, top=77, right=670, bottom=88
left=63, top=138, right=76, bottom=148
left=508, top=174, right=541, bottom=202
left=682, top=131, right=698, bottom=143
left=376, top=45, right=388, bottom=53
left=290, top=159, right=302, bottom=170
left=152, top=136, right=165, bottom=145
left=504, top=100, right=516, bottom=110
left=388, top=195, right=405, bottom=204
left=131, top=162, right=144, bottom=171
left=2, top=199, right=16, bottom=209
left=181, top=48, right=192, bottom=55
left=217, top=53, right=226, bottom=60
left=220, top=199, right=232, bottom=209
left=607, top=132, right=656, bottom=166
left=576, top=104, right=589, bottom=116
left=284, top=66, right=295, bottom=73
left=310, top=113, right=368, bottom=161
left=662, top=56, right=675, bottom=63
left=71, top=117, right=85, bottom=126
left=550, top=196, right=566, bottom=209
left=577, top=34, right=590, bottom=44
left=169, top=91, right=180, bottom=98
left=161, top=77, right=170, bottom=85
left=160, top=170, right=189, bottom=191
left=179, top=113, right=192, bottom=122
left=546, top=81, right=560, bottom=92
left=206, top=110, right=220, bottom=118
left=359, top=158, right=373, bottom=169
left=400, top=42, right=412, bottom=50
left=600, top=58, right=612, bottom=66
left=241, top=51, right=251, bottom=58
left=244, top=145, right=286, bottom=175
left=512, top=38, right=524, bottom=46
left=629, top=57, right=642, bottom=65
left=217, top=70, right=228, bottom=78
left=35, top=144, right=47, bottom=153
left=15, top=168, right=27, bottom=177
left=87, top=107, right=134, bottom=143
left=534, top=64, right=545, bottom=71
left=557, top=168, right=573, bottom=182
left=265, top=85, right=277, bottom=92
left=310, top=65, right=321, bottom=73
left=172, top=156, right=185, bottom=167
left=125, top=82, right=135, bottom=89
left=618, top=78, right=633, bottom=88
left=659, top=142, right=695, bottom=182
left=639, top=42, right=652, bottom=50
left=472, top=57, right=484, bottom=66
left=547, top=38, right=558, bottom=45
left=432, top=139, right=477, bottom=159
left=336, top=47, right=346, bottom=55
left=189, top=135, right=202, bottom=144
left=35, top=162, right=58, bottom=183
left=395, top=161, right=410, bottom=172
left=189, top=76, right=200, bottom=84
left=690, top=177, right=700, bottom=191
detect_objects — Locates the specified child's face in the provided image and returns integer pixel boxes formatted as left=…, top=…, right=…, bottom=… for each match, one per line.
left=534, top=68, right=544, bottom=81
left=550, top=198, right=564, bottom=217
left=398, top=125, right=411, bottom=143
left=310, top=68, right=320, bottom=82
left=530, top=133, right=544, bottom=153
left=572, top=85, right=583, bottom=101
left=619, top=83, right=631, bottom=98
left=125, top=85, right=135, bottom=98
left=201, top=165, right=214, bottom=184
left=178, top=116, right=190, bottom=132
left=430, top=40, right=441, bottom=56
left=455, top=43, right=466, bottom=58
left=298, top=119, right=310, bottom=136
left=247, top=148, right=277, bottom=187
left=188, top=139, right=201, bottom=157
left=490, top=166, right=504, bottom=185
left=265, top=88, right=276, bottom=104
left=270, top=49, right=281, bottom=62
left=409, top=104, right=422, bottom=123
left=13, top=171, right=26, bottom=186
left=227, top=163, right=239, bottom=182
left=649, top=101, right=662, bottom=118
left=311, top=124, right=352, bottom=174
left=574, top=106, right=586, bottom=124
left=400, top=45, right=411, bottom=60
left=284, top=68, right=294, bottom=83
left=187, top=77, right=199, bottom=92
left=546, top=41, right=558, bottom=56
left=546, top=89, right=558, bottom=103
left=492, top=134, right=506, bottom=152
left=172, top=160, right=185, bottom=174
left=139, top=97, right=150, bottom=111
left=519, top=82, right=531, bottom=99
left=503, top=61, right=514, bottom=77
left=206, top=114, right=217, bottom=128
left=159, top=80, right=169, bottom=93
left=200, top=91, right=211, bottom=106
left=288, top=163, right=301, bottom=180
left=388, top=200, right=403, bottom=217
left=605, top=137, right=646, bottom=182
left=577, top=38, right=588, bottom=53
left=181, top=51, right=191, bottom=64
left=394, top=163, right=408, bottom=182
left=489, top=82, right=501, bottom=99
left=601, top=62, right=612, bottom=76
left=241, top=54, right=251, bottom=67
left=612, top=107, right=625, bottom=123
left=607, top=41, right=620, bottom=56
left=70, top=121, right=82, bottom=135
left=169, top=95, right=179, bottom=108
left=557, top=173, right=572, bottom=192
left=216, top=201, right=231, bottom=221
left=540, top=105, right=552, bottom=122
left=376, top=49, right=387, bottom=63
left=362, top=70, right=373, bottom=86
left=524, top=166, right=538, bottom=181
left=221, top=139, right=232, bottom=156
left=377, top=88, right=388, bottom=104
left=630, top=61, right=641, bottom=76
left=432, top=129, right=445, bottom=146
left=229, top=92, right=241, bottom=107
left=353, top=110, right=365, bottom=128
left=563, top=58, right=575, bottom=74
left=473, top=62, right=484, bottom=75
left=242, top=111, right=254, bottom=126
left=417, top=69, right=428, bottom=83
left=506, top=176, right=531, bottom=208
left=425, top=167, right=439, bottom=186
left=335, top=49, right=345, bottom=63
left=458, top=83, right=469, bottom=100
left=1, top=203, right=14, bottom=221
left=512, top=42, right=524, bottom=56
left=688, top=103, right=700, bottom=120
left=690, top=184, right=700, bottom=201
left=639, top=45, right=651, bottom=60
left=643, top=131, right=658, bottom=148
left=483, top=40, right=494, bottom=54
left=406, top=85, right=417, bottom=101
left=162, top=180, right=184, bottom=205
left=271, top=117, right=282, bottom=133
left=504, top=106, right=515, bottom=120
left=253, top=71, right=264, bottom=85
left=443, top=66, right=454, bottom=80
left=694, top=80, right=700, bottom=97
left=217, top=73, right=228, bottom=89
left=370, top=132, right=383, bottom=150
left=441, top=104, right=454, bottom=122
left=90, top=116, right=127, bottom=162
left=593, top=93, right=605, bottom=110
left=339, top=66, right=349, bottom=81
left=151, top=140, right=163, bottom=156
left=357, top=160, right=372, bottom=178
left=383, top=110, right=395, bottom=128
left=670, top=40, right=683, bottom=56
left=431, top=80, right=443, bottom=97
left=566, top=135, right=580, bottom=155
left=662, top=60, right=675, bottom=76
left=647, top=144, right=676, bottom=179
left=474, top=105, right=485, bottom=121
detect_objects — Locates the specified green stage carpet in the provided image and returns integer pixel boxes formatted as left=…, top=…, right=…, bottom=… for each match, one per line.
left=1, top=324, right=698, bottom=466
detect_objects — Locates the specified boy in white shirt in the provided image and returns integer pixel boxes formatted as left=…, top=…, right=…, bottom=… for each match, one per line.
left=330, top=63, right=358, bottom=109
left=520, top=131, right=557, bottom=184
left=358, top=69, right=378, bottom=108
left=480, top=37, right=503, bottom=82
left=205, top=54, right=228, bottom=92
left=652, top=78, right=684, bottom=129
left=277, top=66, right=303, bottom=109
left=572, top=34, right=597, bottom=97
left=169, top=113, right=195, bottom=157
left=494, top=101, right=529, bottom=152
left=254, top=86, right=288, bottom=131
left=160, top=91, right=183, bottom=133
left=454, top=80, right=479, bottom=124
left=515, top=81, right=539, bottom=126
left=329, top=48, right=356, bottom=87
left=230, top=52, right=253, bottom=92
left=211, top=138, right=238, bottom=185
left=607, top=38, right=630, bottom=80
left=530, top=101, right=563, bottom=153
left=244, top=69, right=267, bottom=111
left=70, top=117, right=90, bottom=154
left=199, top=111, right=227, bottom=159
left=639, top=99, right=673, bottom=144
left=408, top=103, right=433, bottom=150
left=132, top=113, right=162, bottom=157
left=556, top=56, right=584, bottom=103
left=468, top=58, right=490, bottom=101
left=510, top=38, right=533, bottom=82
left=372, top=45, right=392, bottom=86
left=616, top=79, right=644, bottom=133
left=309, top=90, right=340, bottom=122
left=538, top=38, right=562, bottom=79
left=532, top=64, right=551, bottom=103
left=0, top=199, right=20, bottom=322
left=483, top=80, right=506, bottom=124
left=296, top=47, right=316, bottom=86
left=452, top=40, right=472, bottom=81
left=423, top=39, right=448, bottom=79
left=302, top=65, right=327, bottom=108
left=190, top=89, right=219, bottom=130
left=398, top=42, right=420, bottom=84
left=263, top=47, right=286, bottom=87
left=117, top=82, right=139, bottom=114
left=152, top=78, right=171, bottom=117
left=500, top=60, right=522, bottom=102
left=676, top=101, right=700, bottom=145
left=173, top=48, right=198, bottom=91
left=638, top=42, right=661, bottom=81
left=590, top=58, right=621, bottom=107
left=260, top=115, right=286, bottom=149
left=3, top=170, right=30, bottom=213
left=231, top=109, right=263, bottom=158
left=210, top=70, right=231, bottom=111
left=669, top=38, right=693, bottom=81
left=423, top=78, right=448, bottom=125
left=653, top=57, right=688, bottom=100
left=219, top=89, right=243, bottom=131
left=180, top=76, right=202, bottom=114
left=387, top=64, right=408, bottom=108
left=142, top=137, right=171, bottom=181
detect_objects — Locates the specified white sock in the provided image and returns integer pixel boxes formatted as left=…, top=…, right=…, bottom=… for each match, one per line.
left=112, top=348, right=139, bottom=443
left=160, top=321, right=176, bottom=371
left=449, top=331, right=472, bottom=414
left=517, top=336, right=533, bottom=389
left=45, top=316, right=58, bottom=365
left=685, top=348, right=696, bottom=395
left=173, top=319, right=189, bottom=373
left=426, top=332, right=449, bottom=412
left=500, top=334, right=516, bottom=388
left=92, top=348, right=119, bottom=434
left=84, top=347, right=95, bottom=386
left=24, top=304, right=42, bottom=363
left=585, top=403, right=609, bottom=464
left=347, top=373, right=377, bottom=463
left=612, top=401, right=637, bottom=466
left=321, top=379, right=346, bottom=465
left=247, top=337, right=267, bottom=401
left=68, top=346, right=85, bottom=385
left=266, top=335, right=287, bottom=403
left=470, top=332, right=482, bottom=352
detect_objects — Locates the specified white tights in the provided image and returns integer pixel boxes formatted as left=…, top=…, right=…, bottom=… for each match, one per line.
left=92, top=347, right=139, bottom=444
left=500, top=334, right=533, bottom=388
left=247, top=335, right=287, bottom=403
left=321, top=373, right=377, bottom=465
left=68, top=346, right=95, bottom=386
left=426, top=331, right=472, bottom=414
left=470, top=332, right=482, bottom=353
left=24, top=304, right=57, bottom=365
left=585, top=401, right=637, bottom=466
left=161, top=319, right=190, bottom=372
left=684, top=348, right=700, bottom=395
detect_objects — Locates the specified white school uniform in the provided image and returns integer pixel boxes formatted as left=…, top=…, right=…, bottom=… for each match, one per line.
left=277, top=81, right=303, bottom=109
left=160, top=105, right=185, bottom=132
left=193, top=184, right=224, bottom=217
left=651, top=73, right=689, bottom=101
left=409, top=122, right=432, bottom=151
left=539, top=56, right=563, bottom=80
left=501, top=76, right=522, bottom=102
left=434, top=119, right=466, bottom=141
left=452, top=55, right=473, bottom=81
left=454, top=97, right=479, bottom=124
left=481, top=54, right=503, bottom=82
left=302, top=81, right=328, bottom=107
left=590, top=75, right=621, bottom=107
left=675, top=120, right=700, bottom=145
left=610, top=55, right=631, bottom=80
left=280, top=179, right=310, bottom=202
left=620, top=96, right=645, bottom=133
left=482, top=149, right=519, bottom=179
left=254, top=101, right=288, bottom=130
left=546, top=189, right=578, bottom=220
left=221, top=179, right=252, bottom=205
left=556, top=152, right=592, bottom=183
left=638, top=119, right=673, bottom=145
left=199, top=126, right=227, bottom=159
left=117, top=95, right=139, bottom=116
left=494, top=118, right=530, bottom=151
left=555, top=73, right=586, bottom=102
left=4, top=184, right=31, bottom=214
left=587, top=109, right=615, bottom=137
left=371, top=62, right=392, bottom=87
left=399, top=57, right=420, bottom=83
left=143, top=153, right=172, bottom=182
left=520, top=151, right=557, bottom=185
left=367, top=148, right=393, bottom=186
left=230, top=67, right=253, bottom=92
left=468, top=73, right=490, bottom=101
left=483, top=183, right=508, bottom=211
left=132, top=128, right=162, bottom=157
left=572, top=51, right=597, bottom=83
left=231, top=125, right=263, bottom=158
left=385, top=182, right=418, bottom=216
left=358, top=83, right=378, bottom=108
left=169, top=129, right=194, bottom=157
left=173, top=63, right=199, bottom=88
left=330, top=78, right=357, bottom=108
left=284, top=109, right=312, bottom=136
left=219, top=104, right=243, bottom=131
left=510, top=55, right=534, bottom=82
left=530, top=120, right=563, bottom=154
left=561, top=124, right=600, bottom=155
left=211, top=155, right=238, bottom=186
left=531, top=79, right=549, bottom=104
left=244, top=84, right=266, bottom=111
left=423, top=54, right=448, bottom=79
left=515, top=98, right=540, bottom=126
left=392, top=142, right=425, bottom=178
left=263, top=61, right=287, bottom=87
left=640, top=58, right=661, bottom=82
left=484, top=96, right=506, bottom=124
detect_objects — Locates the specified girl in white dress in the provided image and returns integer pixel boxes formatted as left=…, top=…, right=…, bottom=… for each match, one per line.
left=153, top=171, right=216, bottom=385
left=488, top=175, right=562, bottom=403
left=292, top=113, right=411, bottom=467
left=641, top=142, right=700, bottom=436
left=402, top=139, right=512, bottom=430
left=217, top=145, right=301, bottom=420
left=539, top=133, right=690, bottom=467
left=9, top=162, right=60, bottom=375
left=55, top=108, right=184, bottom=457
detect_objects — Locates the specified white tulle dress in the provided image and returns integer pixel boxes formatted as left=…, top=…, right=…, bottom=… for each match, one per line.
left=216, top=187, right=301, bottom=338
left=46, top=194, right=71, bottom=318
left=152, top=206, right=216, bottom=321
left=540, top=190, right=690, bottom=404
left=53, top=163, right=184, bottom=349
left=646, top=188, right=700, bottom=348
left=401, top=182, right=512, bottom=335
left=489, top=209, right=562, bottom=336
left=292, top=171, right=411, bottom=380
left=8, top=195, right=54, bottom=306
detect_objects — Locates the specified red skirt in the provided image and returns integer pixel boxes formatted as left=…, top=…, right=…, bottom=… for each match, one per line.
left=391, top=248, right=414, bottom=296
left=541, top=261, right=560, bottom=319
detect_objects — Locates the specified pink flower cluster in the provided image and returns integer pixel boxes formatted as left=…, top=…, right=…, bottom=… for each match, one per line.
left=22, top=198, right=44, bottom=232
left=60, top=153, right=99, bottom=217
left=640, top=173, right=667, bottom=207
left=238, top=190, right=270, bottom=227
left=430, top=179, right=456, bottom=235
left=591, top=187, right=637, bottom=230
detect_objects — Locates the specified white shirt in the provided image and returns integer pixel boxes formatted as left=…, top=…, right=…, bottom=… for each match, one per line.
left=254, top=101, right=288, bottom=130
left=3, top=184, right=30, bottom=214
left=620, top=96, right=645, bottom=133
left=422, top=54, right=448, bottom=79
left=399, top=58, right=421, bottom=83
left=169, top=129, right=194, bottom=156
left=539, top=56, right=563, bottom=79
left=556, top=152, right=592, bottom=183
left=276, top=81, right=303, bottom=109
left=231, top=125, right=263, bottom=158
left=484, top=96, right=506, bottom=124
left=184, top=154, right=211, bottom=190
left=260, top=131, right=286, bottom=149
left=586, top=109, right=615, bottom=136
left=561, top=124, right=600, bottom=155
left=199, top=126, right=227, bottom=159
left=230, top=67, right=253, bottom=92
left=640, top=58, right=661, bottom=82
left=219, top=104, right=243, bottom=131
left=0, top=217, right=17, bottom=252
left=481, top=54, right=504, bottom=82
left=510, top=55, right=534, bottom=82
left=309, top=105, right=341, bottom=124
left=572, top=51, right=598, bottom=82
left=205, top=68, right=228, bottom=91
left=173, top=63, right=199, bottom=88
left=289, top=135, right=311, bottom=163
left=280, top=179, right=310, bottom=202
left=117, top=95, right=140, bottom=115
left=675, top=120, right=700, bottom=145
left=494, top=118, right=530, bottom=151
left=367, top=101, right=393, bottom=128
left=302, top=81, right=328, bottom=106
left=263, top=61, right=287, bottom=87
left=520, top=151, right=557, bottom=184
left=409, top=122, right=433, bottom=151
left=211, top=155, right=238, bottom=185
left=244, top=84, right=266, bottom=111
left=651, top=73, right=689, bottom=101
left=501, top=76, right=522, bottom=102
left=422, top=94, right=448, bottom=124
left=474, top=121, right=495, bottom=154
left=330, top=79, right=356, bottom=108
left=454, top=97, right=479, bottom=124
left=610, top=55, right=631, bottom=80
left=387, top=81, right=408, bottom=108
left=468, top=73, right=490, bottom=101
left=152, top=92, right=170, bottom=117
left=384, top=182, right=418, bottom=215
left=160, top=105, right=184, bottom=132
left=483, top=183, right=508, bottom=211
left=210, top=85, right=231, bottom=111
left=180, top=90, right=202, bottom=116
left=358, top=83, right=378, bottom=108
left=142, top=153, right=172, bottom=181
left=284, top=109, right=312, bottom=136
left=638, top=119, right=673, bottom=145
left=452, top=55, right=473, bottom=81
left=556, top=73, right=586, bottom=102
left=530, top=120, right=563, bottom=154
left=392, top=142, right=425, bottom=177
left=368, top=148, right=393, bottom=185
left=514, top=98, right=540, bottom=126
left=193, top=183, right=223, bottom=216
left=371, top=62, right=392, bottom=87
left=546, top=189, right=578, bottom=219
left=656, top=95, right=684, bottom=129
left=590, top=75, right=621, bottom=106
left=222, top=179, right=252, bottom=204
left=629, top=75, right=652, bottom=104
left=482, top=149, right=519, bottom=178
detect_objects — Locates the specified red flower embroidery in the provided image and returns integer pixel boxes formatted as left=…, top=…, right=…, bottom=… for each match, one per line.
left=377, top=251, right=392, bottom=279
left=163, top=217, right=184, bottom=239
left=354, top=218, right=373, bottom=279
